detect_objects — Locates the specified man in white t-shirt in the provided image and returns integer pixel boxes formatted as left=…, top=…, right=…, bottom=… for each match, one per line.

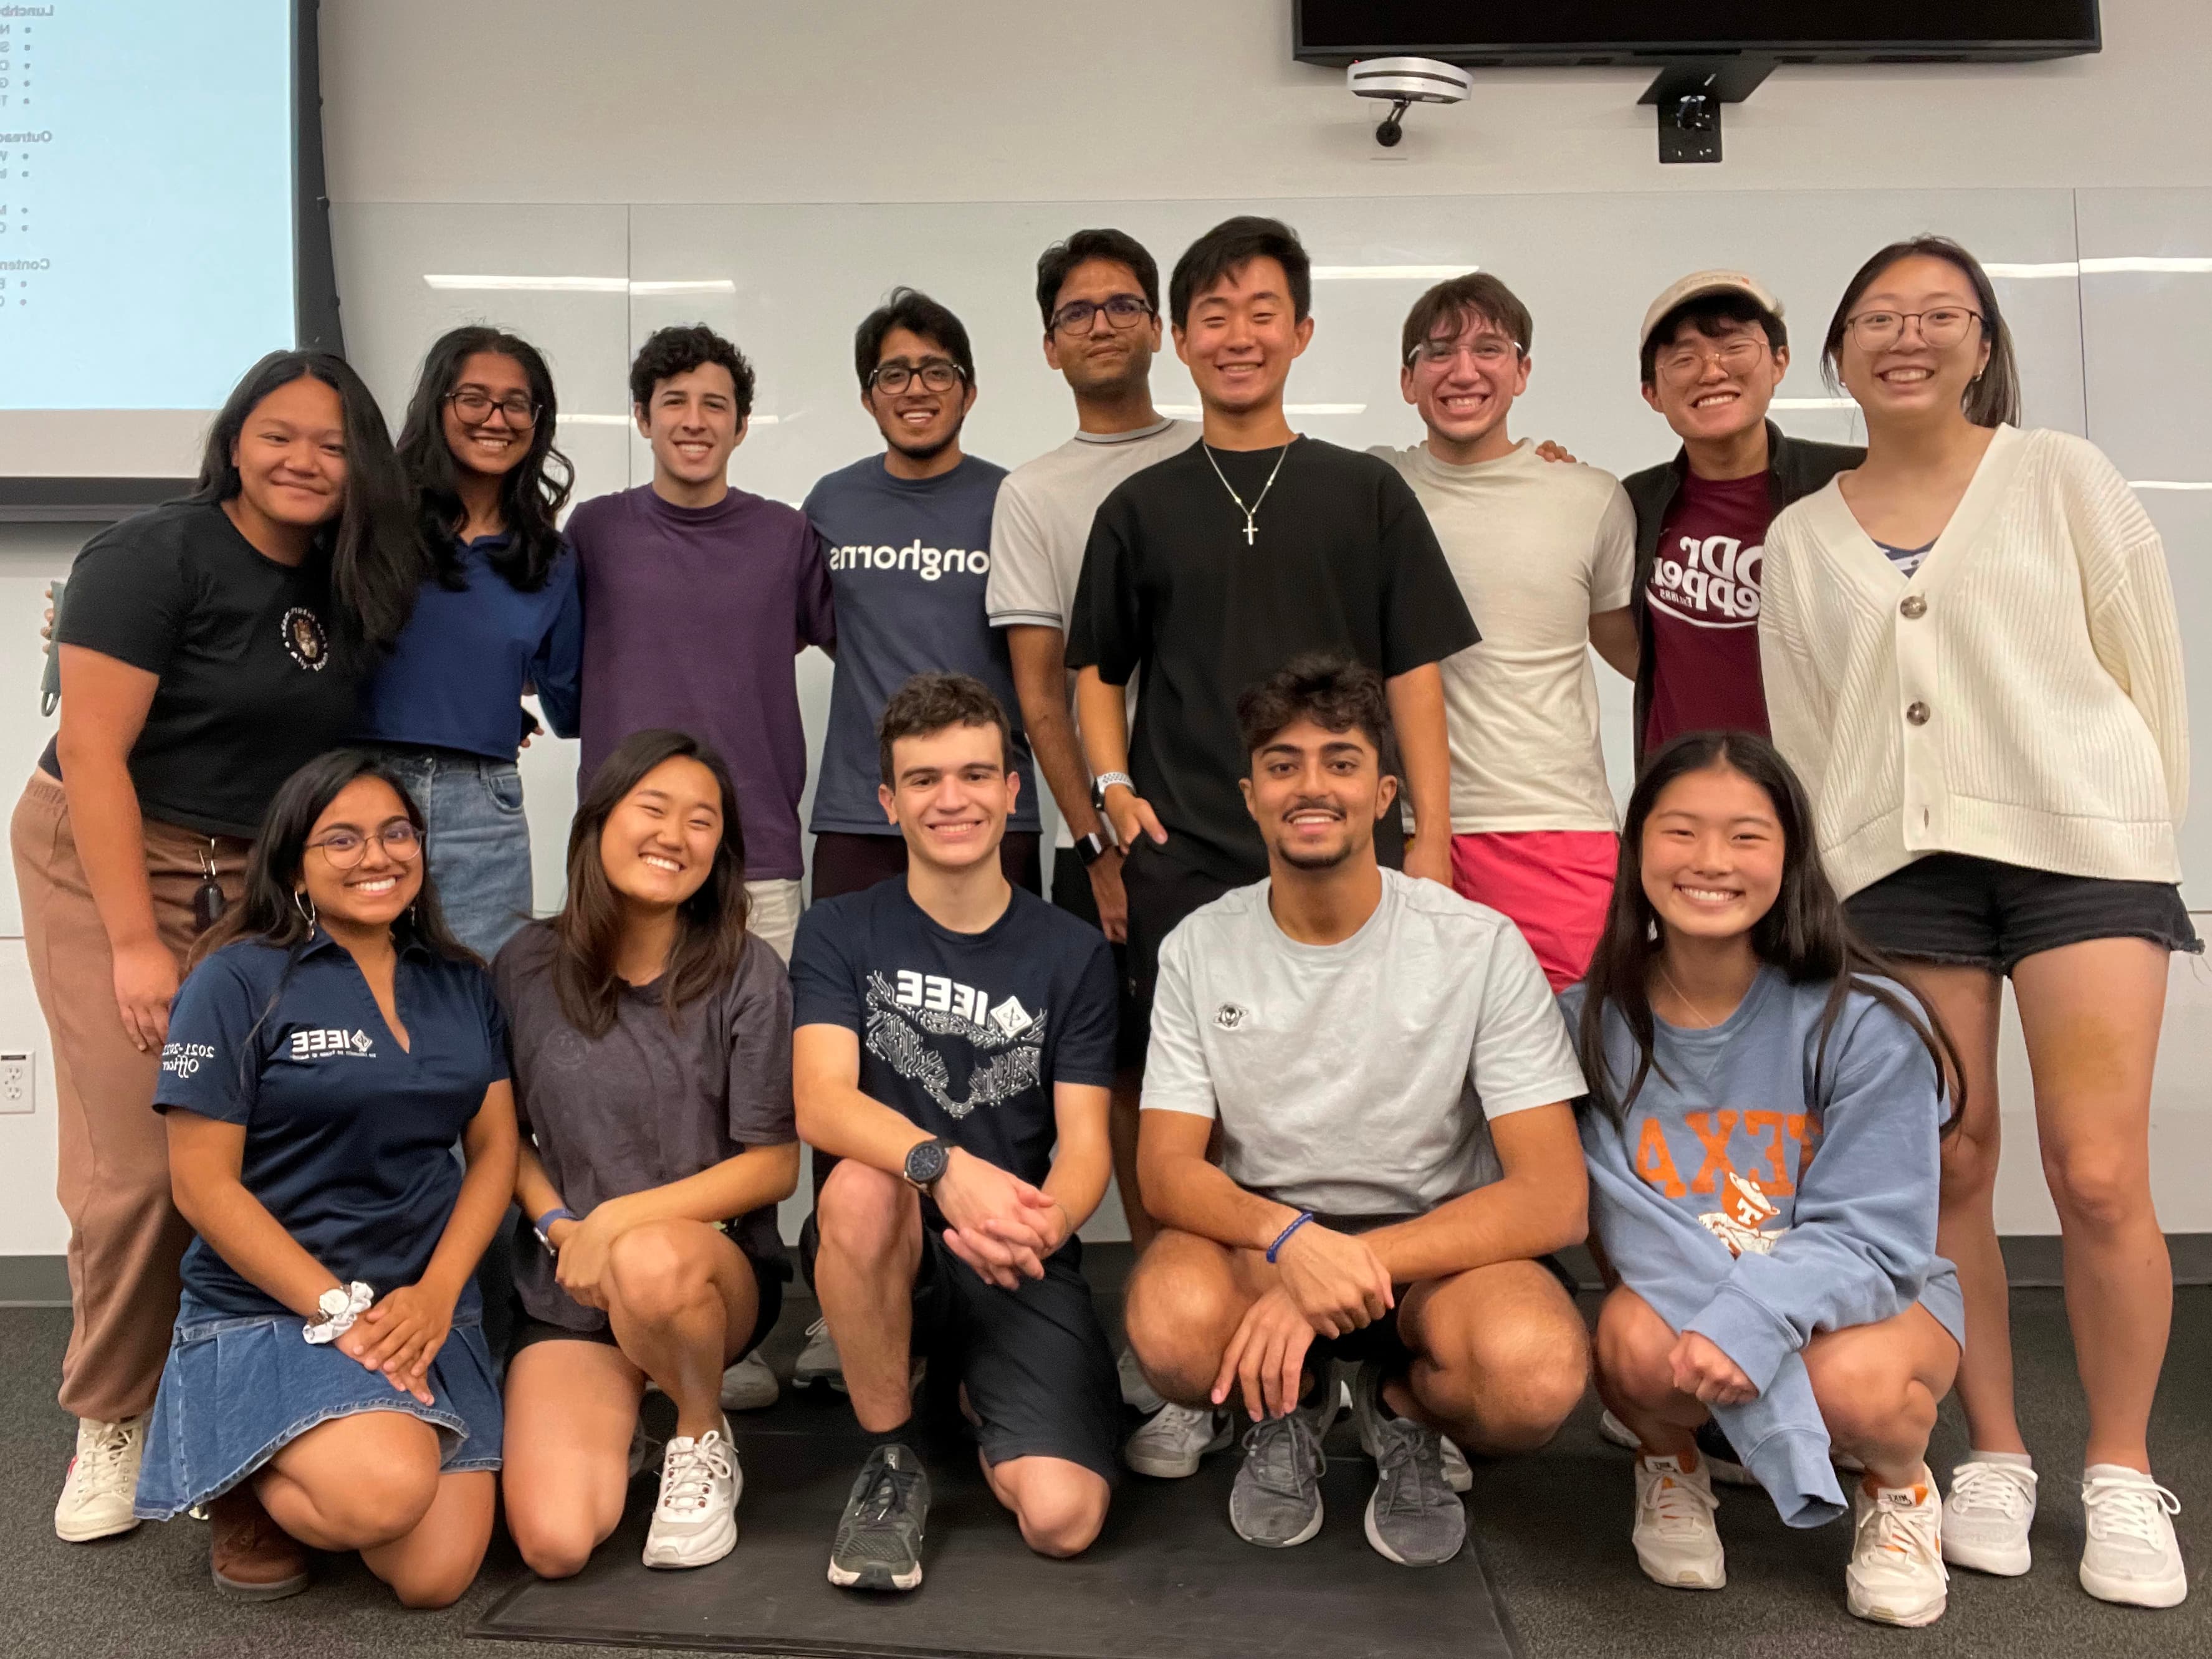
left=1123, top=654, right=1589, bottom=1568
left=1372, top=272, right=1639, bottom=990
left=986, top=229, right=1202, bottom=1460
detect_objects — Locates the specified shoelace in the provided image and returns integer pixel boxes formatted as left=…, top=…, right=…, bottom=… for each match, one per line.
left=1141, top=1403, right=1219, bottom=1438
left=805, top=1316, right=831, bottom=1343
left=855, top=1450, right=921, bottom=1527
left=657, top=1432, right=734, bottom=1518
left=2082, top=1475, right=2183, bottom=1552
left=1948, top=1460, right=2034, bottom=1521
left=1242, top=1414, right=1321, bottom=1501
left=1640, top=1465, right=1719, bottom=1535
left=1373, top=1423, right=1445, bottom=1519
left=1862, top=1494, right=1944, bottom=1569
left=74, top=1422, right=136, bottom=1496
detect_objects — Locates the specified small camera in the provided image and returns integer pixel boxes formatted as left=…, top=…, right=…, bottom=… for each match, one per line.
left=1346, top=57, right=1472, bottom=148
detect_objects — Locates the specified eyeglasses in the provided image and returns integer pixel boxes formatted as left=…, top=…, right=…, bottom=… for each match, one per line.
left=1655, top=337, right=1769, bottom=385
left=306, top=821, right=424, bottom=869
left=445, top=388, right=540, bottom=428
left=1407, top=337, right=1522, bottom=370
left=1050, top=294, right=1154, bottom=335
left=1842, top=308, right=1985, bottom=350
left=868, top=360, right=965, bottom=395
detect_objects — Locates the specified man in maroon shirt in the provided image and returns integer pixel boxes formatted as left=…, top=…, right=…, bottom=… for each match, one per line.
left=1620, top=272, right=1861, bottom=765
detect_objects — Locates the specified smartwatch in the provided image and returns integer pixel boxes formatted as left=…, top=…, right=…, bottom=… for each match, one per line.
left=1071, top=830, right=1111, bottom=868
left=1089, top=771, right=1135, bottom=815
left=533, top=1205, right=577, bottom=1252
left=902, top=1137, right=954, bottom=1192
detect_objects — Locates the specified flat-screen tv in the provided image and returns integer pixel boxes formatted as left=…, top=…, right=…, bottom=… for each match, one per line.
left=1293, top=2, right=2102, bottom=67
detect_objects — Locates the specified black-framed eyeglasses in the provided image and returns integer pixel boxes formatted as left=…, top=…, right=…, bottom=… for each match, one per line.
left=868, top=360, right=965, bottom=395
left=1050, top=294, right=1154, bottom=335
left=306, top=821, right=424, bottom=869
left=1842, top=308, right=1986, bottom=350
left=444, top=388, right=540, bottom=428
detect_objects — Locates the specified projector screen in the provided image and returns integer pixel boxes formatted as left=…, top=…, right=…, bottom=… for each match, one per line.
left=0, top=0, right=336, bottom=510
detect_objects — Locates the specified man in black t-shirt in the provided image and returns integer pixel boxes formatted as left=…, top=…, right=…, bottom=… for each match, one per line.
left=791, top=673, right=1119, bottom=1589
left=1065, top=216, right=1478, bottom=1030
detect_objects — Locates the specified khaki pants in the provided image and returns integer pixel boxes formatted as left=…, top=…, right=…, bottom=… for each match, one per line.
left=11, top=771, right=247, bottom=1423
left=743, top=876, right=803, bottom=963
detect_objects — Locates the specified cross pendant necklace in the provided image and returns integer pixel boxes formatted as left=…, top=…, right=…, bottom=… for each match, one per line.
left=1203, top=439, right=1292, bottom=546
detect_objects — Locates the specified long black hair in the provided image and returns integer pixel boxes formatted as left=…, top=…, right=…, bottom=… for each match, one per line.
left=189, top=351, right=423, bottom=668
left=394, top=325, right=574, bottom=591
left=199, top=748, right=473, bottom=966
left=551, top=729, right=750, bottom=1040
left=1575, top=732, right=1961, bottom=1131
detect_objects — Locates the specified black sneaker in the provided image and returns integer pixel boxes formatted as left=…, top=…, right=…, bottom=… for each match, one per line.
left=828, top=1443, right=931, bottom=1592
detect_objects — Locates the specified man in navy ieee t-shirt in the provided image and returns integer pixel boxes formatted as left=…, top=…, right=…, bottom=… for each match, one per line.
left=790, top=671, right=1118, bottom=1592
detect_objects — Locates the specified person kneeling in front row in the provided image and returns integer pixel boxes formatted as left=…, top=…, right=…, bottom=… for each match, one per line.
left=1123, top=653, right=1591, bottom=1567
left=1563, top=733, right=1963, bottom=1628
left=133, top=752, right=517, bottom=1607
left=792, top=673, right=1122, bottom=1590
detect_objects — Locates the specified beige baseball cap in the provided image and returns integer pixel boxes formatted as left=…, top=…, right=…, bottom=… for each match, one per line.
left=1640, top=270, right=1784, bottom=353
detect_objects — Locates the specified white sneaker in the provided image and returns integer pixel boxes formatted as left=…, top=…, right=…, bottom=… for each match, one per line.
left=793, top=1317, right=845, bottom=1394
left=1941, top=1455, right=2037, bottom=1576
left=720, top=1351, right=779, bottom=1412
left=1126, top=1402, right=1233, bottom=1479
left=1632, top=1453, right=1725, bottom=1590
left=55, top=1415, right=145, bottom=1542
left=2079, top=1465, right=2188, bottom=1608
left=1847, top=1472, right=1948, bottom=1627
left=1598, top=1408, right=1756, bottom=1487
left=642, top=1417, right=741, bottom=1569
left=1118, top=1344, right=1166, bottom=1415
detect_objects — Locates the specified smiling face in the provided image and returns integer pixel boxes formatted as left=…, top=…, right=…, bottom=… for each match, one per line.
left=441, top=350, right=535, bottom=481
left=297, top=777, right=423, bottom=930
left=864, top=325, right=975, bottom=463
left=1043, top=257, right=1161, bottom=398
left=1642, top=314, right=1786, bottom=446
left=1834, top=252, right=1992, bottom=429
left=231, top=375, right=348, bottom=532
left=879, top=719, right=1015, bottom=875
left=1639, top=763, right=1785, bottom=947
left=1401, top=307, right=1530, bottom=459
left=1175, top=256, right=1313, bottom=418
left=638, top=362, right=744, bottom=490
left=597, top=756, right=724, bottom=911
left=1241, top=716, right=1396, bottom=874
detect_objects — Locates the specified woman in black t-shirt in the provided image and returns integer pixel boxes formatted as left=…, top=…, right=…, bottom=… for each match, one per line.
left=13, top=351, right=420, bottom=1552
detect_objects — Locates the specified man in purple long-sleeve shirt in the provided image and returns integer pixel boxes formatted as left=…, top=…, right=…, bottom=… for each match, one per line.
left=568, top=325, right=836, bottom=961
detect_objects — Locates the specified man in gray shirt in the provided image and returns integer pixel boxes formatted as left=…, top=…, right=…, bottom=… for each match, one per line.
left=1123, top=654, right=1591, bottom=1569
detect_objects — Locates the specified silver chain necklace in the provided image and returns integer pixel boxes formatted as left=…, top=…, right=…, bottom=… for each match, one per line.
left=1203, top=440, right=1292, bottom=546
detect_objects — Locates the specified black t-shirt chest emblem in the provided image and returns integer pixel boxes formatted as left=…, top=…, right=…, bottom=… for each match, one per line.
left=862, top=969, right=1045, bottom=1120
left=282, top=606, right=330, bottom=671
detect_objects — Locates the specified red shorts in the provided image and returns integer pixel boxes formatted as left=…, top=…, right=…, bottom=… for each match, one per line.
left=1449, top=830, right=1619, bottom=992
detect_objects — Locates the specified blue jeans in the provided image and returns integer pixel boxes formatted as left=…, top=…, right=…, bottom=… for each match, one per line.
left=373, top=747, right=535, bottom=960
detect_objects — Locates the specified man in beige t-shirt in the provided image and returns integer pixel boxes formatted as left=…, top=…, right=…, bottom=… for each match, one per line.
left=1372, top=272, right=1638, bottom=988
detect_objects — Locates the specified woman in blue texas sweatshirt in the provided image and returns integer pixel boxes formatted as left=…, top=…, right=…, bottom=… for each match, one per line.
left=1559, top=731, right=1963, bottom=1630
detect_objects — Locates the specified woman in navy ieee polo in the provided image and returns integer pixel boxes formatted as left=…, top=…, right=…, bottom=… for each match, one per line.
left=134, top=750, right=519, bottom=1610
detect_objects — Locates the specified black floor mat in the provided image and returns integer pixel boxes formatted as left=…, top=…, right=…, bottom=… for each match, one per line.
left=472, top=1390, right=1517, bottom=1658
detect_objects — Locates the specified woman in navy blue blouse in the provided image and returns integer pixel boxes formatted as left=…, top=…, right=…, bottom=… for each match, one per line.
left=135, top=750, right=519, bottom=1607
left=360, top=327, right=583, bottom=959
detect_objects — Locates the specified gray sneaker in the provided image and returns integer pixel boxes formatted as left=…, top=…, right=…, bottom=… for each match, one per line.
left=794, top=1317, right=846, bottom=1394
left=1230, top=1408, right=1327, bottom=1548
left=828, top=1443, right=931, bottom=1592
left=1351, top=1361, right=1466, bottom=1567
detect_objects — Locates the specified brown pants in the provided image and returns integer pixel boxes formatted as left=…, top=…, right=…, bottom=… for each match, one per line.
left=11, top=771, right=247, bottom=1423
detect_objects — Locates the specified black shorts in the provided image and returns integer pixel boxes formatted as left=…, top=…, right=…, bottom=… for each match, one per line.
left=1121, top=839, right=1242, bottom=1037
left=1049, top=850, right=1144, bottom=1070
left=800, top=1218, right=1121, bottom=1485
left=810, top=830, right=1042, bottom=904
left=507, top=1240, right=787, bottom=1366
left=1845, top=853, right=2200, bottom=977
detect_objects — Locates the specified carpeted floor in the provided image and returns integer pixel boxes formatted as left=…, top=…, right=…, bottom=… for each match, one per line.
left=2, top=1286, right=2203, bottom=1658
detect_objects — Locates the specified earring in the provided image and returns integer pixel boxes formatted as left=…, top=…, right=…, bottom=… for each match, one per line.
left=294, top=890, right=317, bottom=927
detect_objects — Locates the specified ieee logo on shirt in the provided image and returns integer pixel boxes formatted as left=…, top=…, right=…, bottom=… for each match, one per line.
left=289, top=1027, right=375, bottom=1061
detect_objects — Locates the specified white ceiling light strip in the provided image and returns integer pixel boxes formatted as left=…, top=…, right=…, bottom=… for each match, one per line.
left=2130, top=480, right=2212, bottom=490
left=1311, top=265, right=1477, bottom=280
left=1772, top=396, right=1857, bottom=410
left=1983, top=257, right=2212, bottom=279
left=563, top=413, right=780, bottom=426
left=422, top=275, right=737, bottom=294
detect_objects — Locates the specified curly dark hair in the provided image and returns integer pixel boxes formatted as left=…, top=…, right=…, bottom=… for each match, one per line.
left=628, top=324, right=756, bottom=421
left=876, top=672, right=1014, bottom=786
left=1235, top=652, right=1399, bottom=777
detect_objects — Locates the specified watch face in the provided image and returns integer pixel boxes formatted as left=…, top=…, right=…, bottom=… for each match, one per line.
left=907, top=1140, right=950, bottom=1187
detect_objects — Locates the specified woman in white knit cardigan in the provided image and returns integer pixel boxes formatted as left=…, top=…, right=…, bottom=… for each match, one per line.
left=1759, top=236, right=2196, bottom=1611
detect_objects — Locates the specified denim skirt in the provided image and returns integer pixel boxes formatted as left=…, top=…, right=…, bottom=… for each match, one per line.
left=369, top=745, right=535, bottom=961
left=133, top=1309, right=504, bottom=1521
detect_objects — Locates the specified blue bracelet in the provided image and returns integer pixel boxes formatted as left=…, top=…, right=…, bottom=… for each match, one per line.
left=1265, top=1211, right=1316, bottom=1264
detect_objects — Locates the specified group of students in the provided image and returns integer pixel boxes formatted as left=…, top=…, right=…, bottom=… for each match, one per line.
left=21, top=211, right=2193, bottom=1628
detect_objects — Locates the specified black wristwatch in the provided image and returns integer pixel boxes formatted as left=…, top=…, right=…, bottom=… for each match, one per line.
left=902, top=1136, right=954, bottom=1192
left=1071, top=830, right=1110, bottom=867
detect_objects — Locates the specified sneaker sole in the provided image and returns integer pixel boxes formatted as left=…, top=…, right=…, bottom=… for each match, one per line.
left=1362, top=1486, right=1463, bottom=1567
left=1943, top=1536, right=2031, bottom=1577
left=1634, top=1545, right=1725, bottom=1590
left=54, top=1511, right=141, bottom=1544
left=1848, top=1584, right=1948, bottom=1627
left=2079, top=1563, right=2188, bottom=1609
left=643, top=1510, right=739, bottom=1571
left=1125, top=1423, right=1233, bottom=1480
left=1233, top=1499, right=1325, bottom=1549
left=213, top=1563, right=310, bottom=1601
left=827, top=1557, right=924, bottom=1591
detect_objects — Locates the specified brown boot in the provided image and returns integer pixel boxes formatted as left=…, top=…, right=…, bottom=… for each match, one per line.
left=208, top=1484, right=310, bottom=1600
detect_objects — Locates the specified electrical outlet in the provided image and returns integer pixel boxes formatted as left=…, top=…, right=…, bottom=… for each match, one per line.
left=0, top=1051, right=32, bottom=1114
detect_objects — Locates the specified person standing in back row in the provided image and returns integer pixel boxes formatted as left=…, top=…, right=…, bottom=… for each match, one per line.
left=1066, top=216, right=1475, bottom=1048
left=1622, top=272, right=1862, bottom=766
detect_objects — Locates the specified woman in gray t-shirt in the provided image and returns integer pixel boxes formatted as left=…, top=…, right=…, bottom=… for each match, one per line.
left=496, top=731, right=799, bottom=1578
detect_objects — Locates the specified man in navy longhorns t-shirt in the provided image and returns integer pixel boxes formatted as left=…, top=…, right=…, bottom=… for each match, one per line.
left=790, top=672, right=1119, bottom=1591
left=803, top=288, right=1041, bottom=904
